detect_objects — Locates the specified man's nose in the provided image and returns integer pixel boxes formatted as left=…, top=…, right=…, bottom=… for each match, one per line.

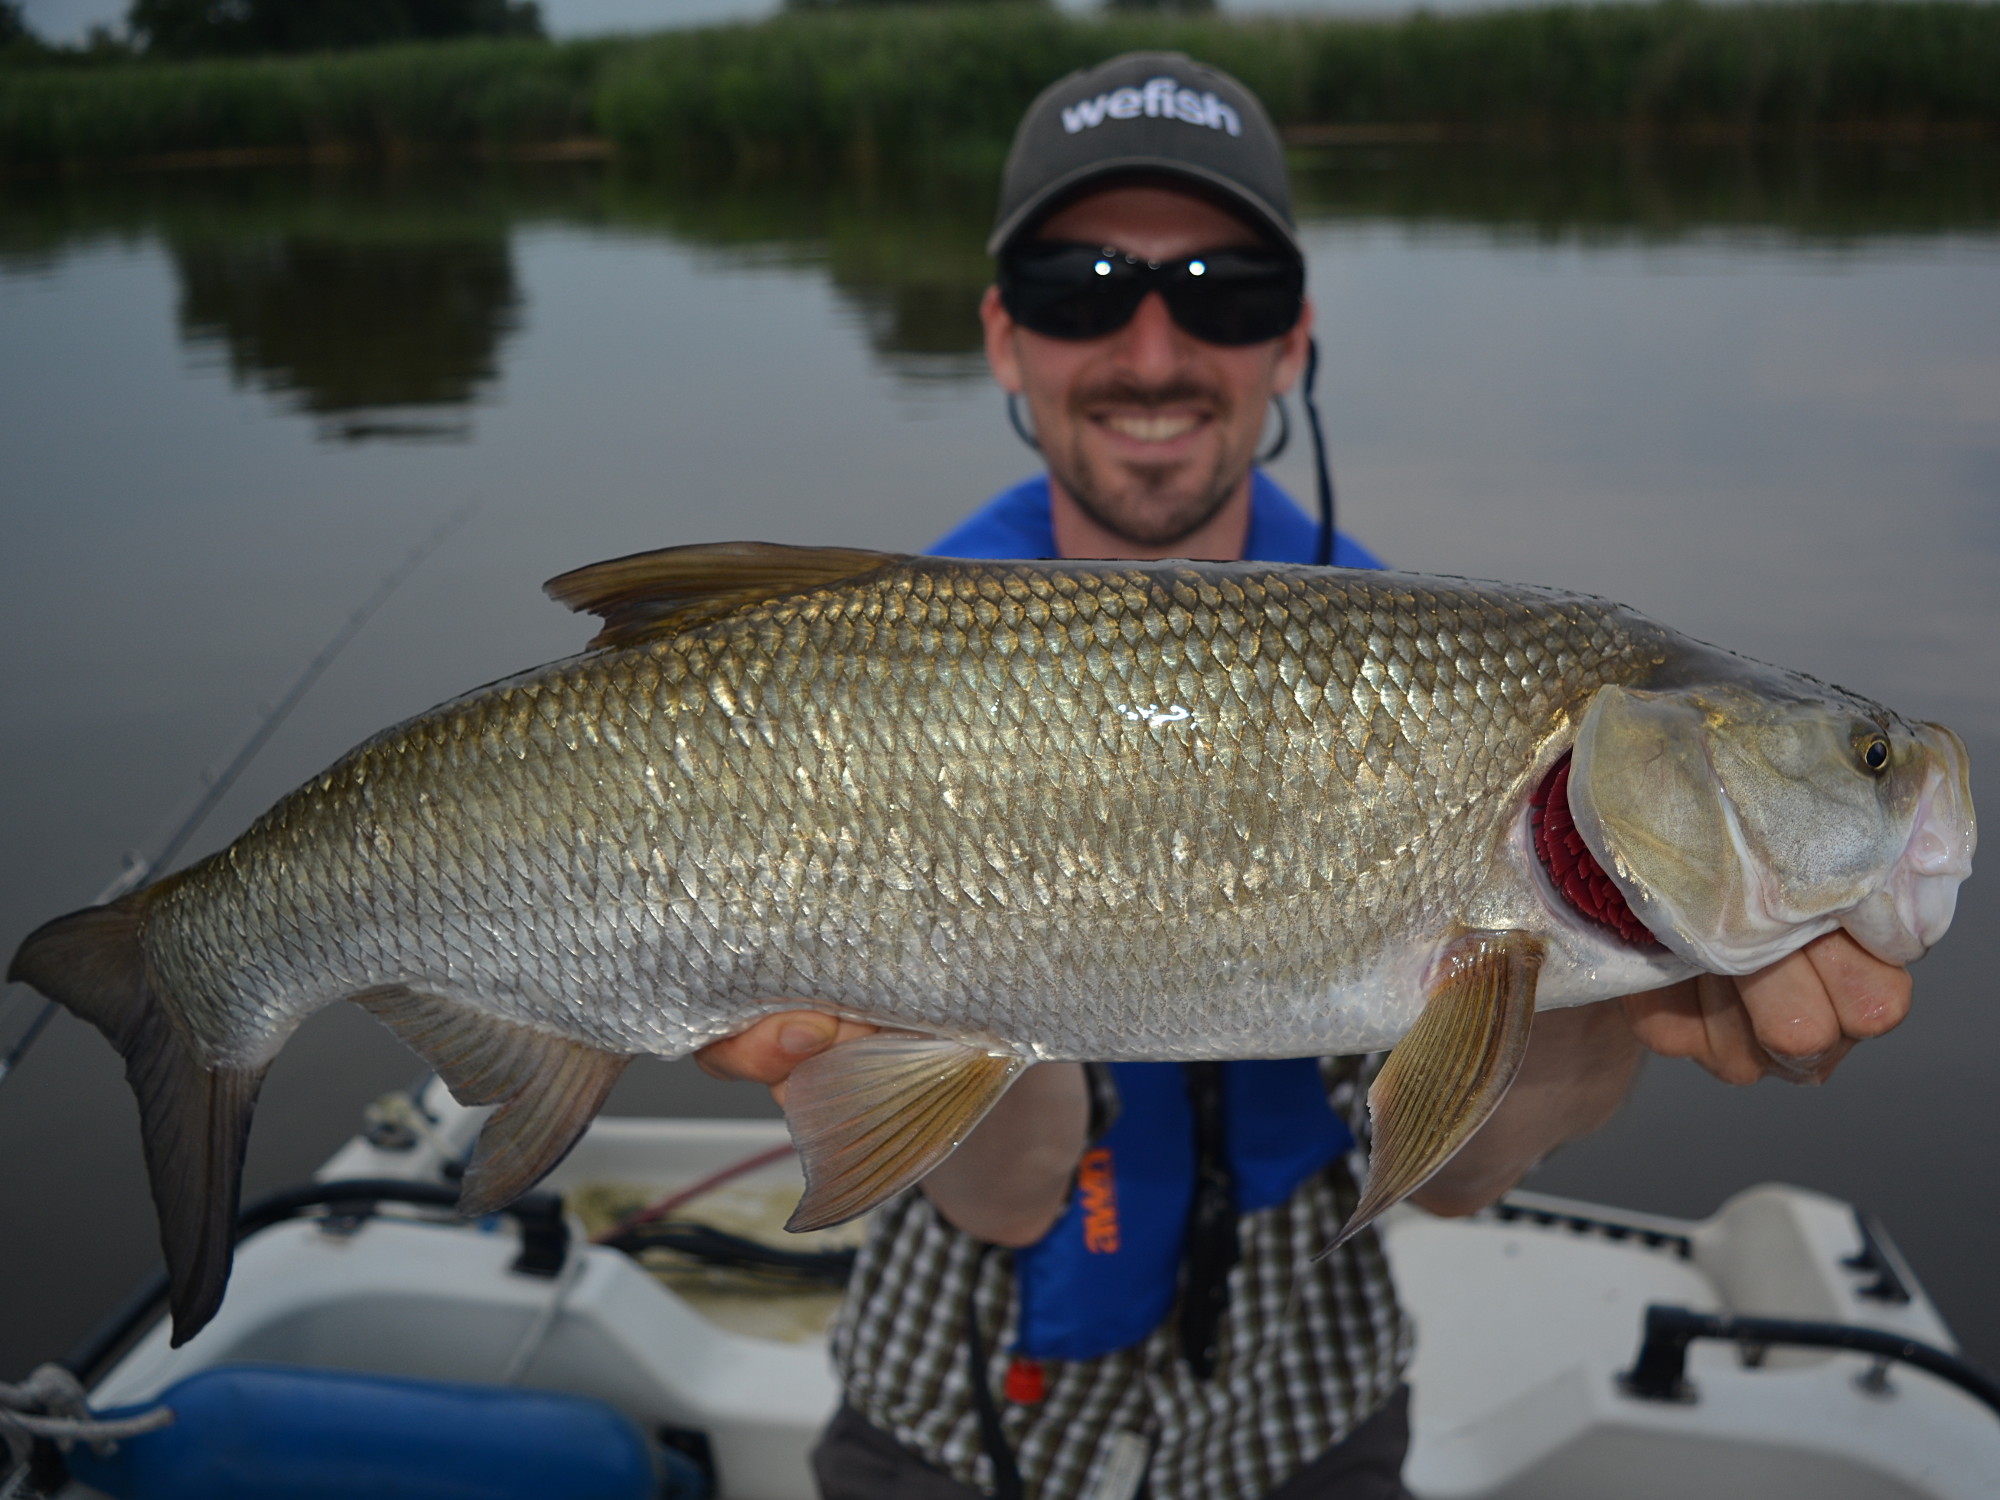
left=1109, top=290, right=1187, bottom=377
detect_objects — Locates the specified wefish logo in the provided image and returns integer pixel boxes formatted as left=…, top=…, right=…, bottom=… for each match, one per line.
left=1078, top=1147, right=1120, bottom=1253
left=1060, top=76, right=1243, bottom=138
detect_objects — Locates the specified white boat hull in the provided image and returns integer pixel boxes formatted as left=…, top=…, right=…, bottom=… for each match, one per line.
left=44, top=1086, right=2000, bottom=1500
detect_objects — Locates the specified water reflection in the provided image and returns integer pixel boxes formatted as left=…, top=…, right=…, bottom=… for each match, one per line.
left=1288, top=139, right=2000, bottom=244
left=598, top=171, right=995, bottom=381
left=0, top=169, right=555, bottom=441
left=174, top=236, right=521, bottom=441
left=3, top=143, right=1996, bottom=431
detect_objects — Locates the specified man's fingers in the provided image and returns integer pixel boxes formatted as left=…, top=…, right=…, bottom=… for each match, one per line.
left=1621, top=976, right=1798, bottom=1086
left=1733, top=932, right=1910, bottom=1083
left=1804, top=931, right=1913, bottom=1041
left=694, top=1010, right=879, bottom=1087
left=1621, top=934, right=1912, bottom=1088
left=1733, top=947, right=1845, bottom=1073
left=1694, top=973, right=1776, bottom=1086
left=1620, top=981, right=1707, bottom=1060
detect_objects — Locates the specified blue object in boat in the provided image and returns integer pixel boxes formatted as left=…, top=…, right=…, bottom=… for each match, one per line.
left=67, top=1363, right=707, bottom=1500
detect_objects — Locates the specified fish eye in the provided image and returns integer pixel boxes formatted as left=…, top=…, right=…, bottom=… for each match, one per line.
left=1860, top=736, right=1891, bottom=774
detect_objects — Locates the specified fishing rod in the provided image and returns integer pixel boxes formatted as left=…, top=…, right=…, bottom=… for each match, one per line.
left=0, top=501, right=480, bottom=1087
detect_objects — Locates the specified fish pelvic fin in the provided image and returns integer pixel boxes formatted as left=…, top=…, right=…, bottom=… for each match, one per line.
left=9, top=892, right=267, bottom=1347
left=1330, top=930, right=1544, bottom=1249
left=353, top=987, right=630, bottom=1217
left=781, top=1033, right=1028, bottom=1233
left=544, top=541, right=908, bottom=651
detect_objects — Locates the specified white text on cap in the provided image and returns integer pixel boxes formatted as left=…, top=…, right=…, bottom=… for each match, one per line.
left=1059, top=76, right=1244, bottom=138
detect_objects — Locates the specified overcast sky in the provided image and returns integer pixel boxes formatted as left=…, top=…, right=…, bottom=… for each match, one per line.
left=22, top=0, right=1497, bottom=46
left=17, top=0, right=751, bottom=41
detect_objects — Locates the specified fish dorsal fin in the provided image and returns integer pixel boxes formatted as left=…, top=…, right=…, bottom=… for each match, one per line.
left=1328, top=929, right=1544, bottom=1249
left=544, top=541, right=907, bottom=650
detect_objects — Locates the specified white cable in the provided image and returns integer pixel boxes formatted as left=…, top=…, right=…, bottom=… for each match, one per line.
left=499, top=1246, right=585, bottom=1386
left=0, top=1364, right=173, bottom=1463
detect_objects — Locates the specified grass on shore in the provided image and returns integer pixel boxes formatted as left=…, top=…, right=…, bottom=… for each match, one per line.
left=0, top=35, right=614, bottom=167
left=5, top=2, right=1999, bottom=171
left=598, top=1, right=2000, bottom=172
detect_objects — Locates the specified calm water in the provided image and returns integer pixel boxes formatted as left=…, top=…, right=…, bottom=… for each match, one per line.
left=2, top=147, right=1996, bottom=1380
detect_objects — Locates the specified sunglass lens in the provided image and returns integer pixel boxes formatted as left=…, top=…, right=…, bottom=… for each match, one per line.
left=1166, top=252, right=1303, bottom=345
left=1004, top=281, right=1148, bottom=340
left=1165, top=285, right=1300, bottom=345
left=1001, top=246, right=1146, bottom=339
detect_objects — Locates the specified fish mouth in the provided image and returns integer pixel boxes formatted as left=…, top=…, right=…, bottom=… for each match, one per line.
left=1529, top=753, right=1665, bottom=952
left=1838, top=724, right=1977, bottom=963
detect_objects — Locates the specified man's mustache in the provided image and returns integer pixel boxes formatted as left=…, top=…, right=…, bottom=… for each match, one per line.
left=1073, top=377, right=1227, bottom=411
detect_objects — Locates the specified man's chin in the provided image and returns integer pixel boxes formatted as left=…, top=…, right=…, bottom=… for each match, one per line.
left=1071, top=477, right=1234, bottom=548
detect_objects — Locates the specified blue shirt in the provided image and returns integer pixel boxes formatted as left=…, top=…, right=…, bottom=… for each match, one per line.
left=930, top=469, right=1383, bottom=569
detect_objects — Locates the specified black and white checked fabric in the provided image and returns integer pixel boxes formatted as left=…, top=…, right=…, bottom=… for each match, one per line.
left=829, top=1060, right=1414, bottom=1500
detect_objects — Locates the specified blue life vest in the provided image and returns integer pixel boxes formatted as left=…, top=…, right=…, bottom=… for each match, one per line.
left=1013, top=1060, right=1353, bottom=1360
left=931, top=475, right=1380, bottom=1366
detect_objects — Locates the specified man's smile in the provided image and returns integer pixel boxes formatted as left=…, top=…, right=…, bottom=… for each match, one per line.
left=1097, top=410, right=1206, bottom=444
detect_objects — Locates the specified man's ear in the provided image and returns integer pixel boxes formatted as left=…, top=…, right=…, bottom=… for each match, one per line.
left=981, top=284, right=1025, bottom=395
left=1270, top=295, right=1315, bottom=397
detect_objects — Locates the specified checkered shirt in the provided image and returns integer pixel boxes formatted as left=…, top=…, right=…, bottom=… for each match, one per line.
left=828, top=1058, right=1415, bottom=1500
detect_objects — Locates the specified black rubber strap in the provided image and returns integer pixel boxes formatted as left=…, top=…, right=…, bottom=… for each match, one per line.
left=1082, top=1060, right=1123, bottom=1144
left=1178, top=1062, right=1240, bottom=1380
left=1303, top=336, right=1338, bottom=567
left=965, top=1247, right=1026, bottom=1500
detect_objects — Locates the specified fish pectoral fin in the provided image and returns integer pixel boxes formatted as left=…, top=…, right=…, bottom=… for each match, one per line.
left=1331, top=929, right=1545, bottom=1248
left=781, top=1033, right=1028, bottom=1233
left=353, top=987, right=630, bottom=1218
left=544, top=541, right=907, bottom=650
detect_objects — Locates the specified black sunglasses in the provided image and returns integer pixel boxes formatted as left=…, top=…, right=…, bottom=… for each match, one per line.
left=998, top=241, right=1305, bottom=347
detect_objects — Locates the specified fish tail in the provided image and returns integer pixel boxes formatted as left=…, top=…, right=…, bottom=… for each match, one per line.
left=9, top=891, right=266, bottom=1347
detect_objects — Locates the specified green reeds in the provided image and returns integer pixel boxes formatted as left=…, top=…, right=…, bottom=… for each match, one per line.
left=0, top=36, right=614, bottom=167
left=6, top=3, right=1998, bottom=172
left=597, top=2, right=2000, bottom=173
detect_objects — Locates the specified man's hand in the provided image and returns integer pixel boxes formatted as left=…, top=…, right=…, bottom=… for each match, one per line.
left=1412, top=930, right=1912, bottom=1218
left=695, top=1009, right=881, bottom=1107
left=696, top=1011, right=1090, bottom=1246
left=1622, top=930, right=1912, bottom=1086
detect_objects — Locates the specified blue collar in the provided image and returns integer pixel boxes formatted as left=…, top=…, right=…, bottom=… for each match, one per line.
left=929, top=471, right=1383, bottom=569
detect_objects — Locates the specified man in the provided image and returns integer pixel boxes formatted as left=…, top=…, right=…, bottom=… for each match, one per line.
left=701, top=53, right=1913, bottom=1499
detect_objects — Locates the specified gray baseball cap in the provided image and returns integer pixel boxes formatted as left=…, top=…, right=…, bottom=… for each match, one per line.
left=988, top=52, right=1298, bottom=260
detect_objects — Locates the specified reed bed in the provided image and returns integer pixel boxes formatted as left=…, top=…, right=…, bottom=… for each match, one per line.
left=597, top=2, right=2000, bottom=171
left=5, top=3, right=1998, bottom=172
left=0, top=36, right=613, bottom=167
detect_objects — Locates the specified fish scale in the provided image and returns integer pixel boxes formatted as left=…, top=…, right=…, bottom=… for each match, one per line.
left=12, top=543, right=1971, bottom=1344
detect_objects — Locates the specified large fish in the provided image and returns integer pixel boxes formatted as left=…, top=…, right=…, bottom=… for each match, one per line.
left=10, top=544, right=1975, bottom=1344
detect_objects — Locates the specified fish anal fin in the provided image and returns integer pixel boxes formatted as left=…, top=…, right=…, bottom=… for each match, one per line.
left=354, top=987, right=630, bottom=1218
left=781, top=1033, right=1027, bottom=1233
left=9, top=892, right=263, bottom=1347
left=1332, top=930, right=1544, bottom=1248
left=543, top=541, right=906, bottom=651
